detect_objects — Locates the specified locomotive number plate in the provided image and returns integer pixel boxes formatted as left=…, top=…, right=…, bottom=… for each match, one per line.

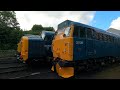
left=76, top=41, right=83, bottom=44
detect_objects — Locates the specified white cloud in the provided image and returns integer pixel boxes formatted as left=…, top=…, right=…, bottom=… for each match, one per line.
left=15, top=11, right=96, bottom=31
left=109, top=17, right=120, bottom=30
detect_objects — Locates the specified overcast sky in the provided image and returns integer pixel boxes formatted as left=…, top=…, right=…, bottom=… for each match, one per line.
left=15, top=11, right=120, bottom=31
left=15, top=11, right=96, bottom=31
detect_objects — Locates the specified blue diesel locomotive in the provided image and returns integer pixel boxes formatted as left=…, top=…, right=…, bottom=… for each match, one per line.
left=52, top=20, right=120, bottom=78
left=17, top=31, right=55, bottom=64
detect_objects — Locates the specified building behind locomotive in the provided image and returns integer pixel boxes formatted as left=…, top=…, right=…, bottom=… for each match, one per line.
left=52, top=20, right=120, bottom=78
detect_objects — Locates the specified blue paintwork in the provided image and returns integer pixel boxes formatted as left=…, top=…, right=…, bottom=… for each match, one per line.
left=73, top=37, right=120, bottom=61
left=41, top=31, right=55, bottom=45
left=73, top=38, right=86, bottom=60
left=41, top=31, right=55, bottom=57
left=27, top=31, right=55, bottom=60
left=94, top=40, right=120, bottom=58
left=28, top=37, right=46, bottom=59
left=58, top=20, right=120, bottom=38
left=58, top=20, right=120, bottom=61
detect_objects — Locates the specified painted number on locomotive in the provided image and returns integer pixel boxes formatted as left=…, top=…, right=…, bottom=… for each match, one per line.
left=76, top=41, right=83, bottom=44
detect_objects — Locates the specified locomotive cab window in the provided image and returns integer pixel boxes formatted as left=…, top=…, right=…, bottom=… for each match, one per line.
left=80, top=27, right=86, bottom=38
left=111, top=36, right=114, bottom=43
left=108, top=35, right=110, bottom=42
left=44, top=35, right=52, bottom=41
left=73, top=26, right=79, bottom=37
left=104, top=34, right=107, bottom=41
left=44, top=36, right=49, bottom=41
left=41, top=33, right=45, bottom=40
left=64, top=27, right=71, bottom=37
left=92, top=30, right=96, bottom=39
left=87, top=28, right=93, bottom=39
left=73, top=26, right=86, bottom=38
left=109, top=36, right=112, bottom=42
left=95, top=32, right=99, bottom=40
left=56, top=28, right=65, bottom=35
left=114, top=37, right=117, bottom=44
left=100, top=34, right=103, bottom=41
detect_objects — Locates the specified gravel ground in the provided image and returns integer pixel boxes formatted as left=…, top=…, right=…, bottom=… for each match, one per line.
left=1, top=57, right=120, bottom=79
left=75, top=63, right=120, bottom=79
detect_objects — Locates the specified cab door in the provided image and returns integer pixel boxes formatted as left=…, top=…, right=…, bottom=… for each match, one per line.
left=73, top=26, right=86, bottom=61
left=86, top=28, right=95, bottom=58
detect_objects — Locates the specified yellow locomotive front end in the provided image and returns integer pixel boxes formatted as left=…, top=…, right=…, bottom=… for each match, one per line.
left=20, top=36, right=29, bottom=62
left=52, top=25, right=75, bottom=78
left=17, top=42, right=21, bottom=54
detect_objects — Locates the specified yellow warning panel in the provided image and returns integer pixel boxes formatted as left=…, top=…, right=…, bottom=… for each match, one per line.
left=56, top=63, right=74, bottom=78
left=21, top=36, right=28, bottom=61
left=17, top=41, right=21, bottom=53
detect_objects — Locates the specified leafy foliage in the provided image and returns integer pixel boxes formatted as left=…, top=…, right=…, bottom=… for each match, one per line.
left=23, top=24, right=55, bottom=35
left=0, top=11, right=23, bottom=50
left=31, top=24, right=43, bottom=32
left=0, top=11, right=55, bottom=50
left=0, top=11, right=19, bottom=29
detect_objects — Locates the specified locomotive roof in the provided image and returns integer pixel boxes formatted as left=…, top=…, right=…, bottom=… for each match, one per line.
left=23, top=35, right=43, bottom=40
left=58, top=20, right=120, bottom=38
left=42, top=31, right=55, bottom=35
left=24, top=34, right=40, bottom=38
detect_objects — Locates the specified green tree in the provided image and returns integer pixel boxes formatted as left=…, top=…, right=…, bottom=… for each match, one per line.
left=0, top=11, right=19, bottom=29
left=0, top=11, right=23, bottom=50
left=28, top=24, right=55, bottom=35
left=31, top=24, right=43, bottom=32
left=44, top=27, right=55, bottom=31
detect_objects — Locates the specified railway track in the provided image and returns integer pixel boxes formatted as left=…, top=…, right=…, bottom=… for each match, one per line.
left=0, top=60, right=22, bottom=64
left=0, top=57, right=28, bottom=78
left=0, top=57, right=58, bottom=79
left=0, top=63, right=26, bottom=69
left=0, top=64, right=27, bottom=74
left=0, top=57, right=21, bottom=64
left=0, top=65, right=60, bottom=79
left=0, top=56, right=59, bottom=79
left=10, top=71, right=52, bottom=79
left=7, top=62, right=120, bottom=79
left=0, top=57, right=16, bottom=60
left=0, top=56, right=120, bottom=79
